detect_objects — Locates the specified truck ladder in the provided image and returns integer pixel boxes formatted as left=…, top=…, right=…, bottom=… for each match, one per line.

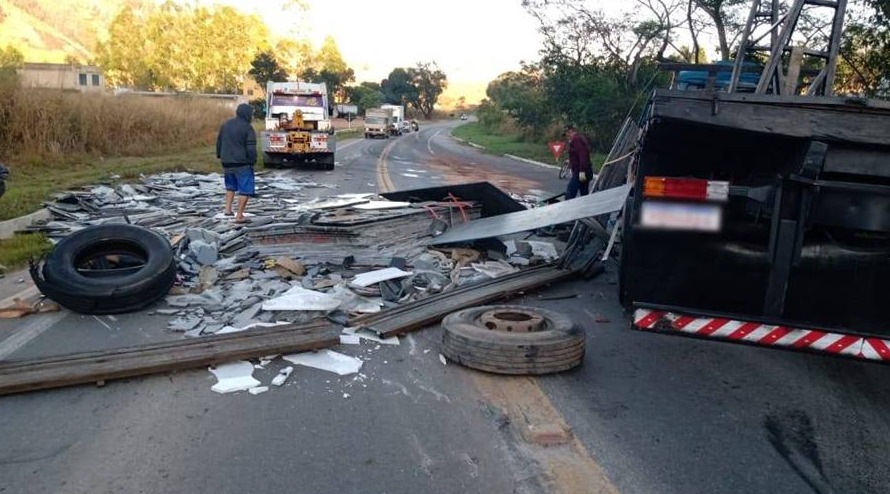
left=728, top=0, right=848, bottom=96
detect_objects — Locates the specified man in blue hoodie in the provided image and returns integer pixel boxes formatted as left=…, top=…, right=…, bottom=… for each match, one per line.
left=216, top=103, right=257, bottom=223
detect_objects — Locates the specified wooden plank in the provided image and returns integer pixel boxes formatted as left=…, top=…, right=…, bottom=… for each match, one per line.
left=651, top=94, right=890, bottom=146
left=784, top=46, right=805, bottom=96
left=652, top=88, right=890, bottom=112
left=0, top=322, right=339, bottom=396
left=349, top=265, right=577, bottom=338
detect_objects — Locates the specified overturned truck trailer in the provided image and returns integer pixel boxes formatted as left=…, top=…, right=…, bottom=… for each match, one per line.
left=620, top=90, right=890, bottom=361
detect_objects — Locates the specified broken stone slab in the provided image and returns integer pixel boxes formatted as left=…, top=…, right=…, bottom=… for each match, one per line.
left=168, top=316, right=203, bottom=332
left=229, top=301, right=264, bottom=330
left=165, top=290, right=225, bottom=308
left=274, top=256, right=306, bottom=276
left=188, top=240, right=218, bottom=265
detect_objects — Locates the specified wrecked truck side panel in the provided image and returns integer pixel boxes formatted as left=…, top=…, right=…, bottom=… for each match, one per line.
left=621, top=89, right=890, bottom=338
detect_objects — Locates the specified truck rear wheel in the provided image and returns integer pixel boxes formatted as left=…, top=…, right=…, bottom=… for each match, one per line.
left=318, top=155, right=335, bottom=171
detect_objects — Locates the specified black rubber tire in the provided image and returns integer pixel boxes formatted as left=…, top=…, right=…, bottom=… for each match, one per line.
left=318, top=155, right=335, bottom=170
left=558, top=160, right=570, bottom=180
left=440, top=305, right=585, bottom=375
left=31, top=224, right=176, bottom=315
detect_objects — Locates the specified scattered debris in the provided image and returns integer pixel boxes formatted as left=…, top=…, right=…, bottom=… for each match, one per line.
left=283, top=349, right=363, bottom=376
left=271, top=366, right=294, bottom=386
left=209, top=361, right=261, bottom=394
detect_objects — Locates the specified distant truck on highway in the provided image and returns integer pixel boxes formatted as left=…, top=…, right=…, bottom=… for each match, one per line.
left=364, top=107, right=394, bottom=139
left=381, top=104, right=405, bottom=134
left=261, top=81, right=335, bottom=170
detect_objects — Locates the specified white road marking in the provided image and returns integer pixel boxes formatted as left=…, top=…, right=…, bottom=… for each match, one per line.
left=0, top=310, right=67, bottom=360
left=93, top=315, right=116, bottom=332
left=0, top=286, right=38, bottom=309
left=337, top=138, right=362, bottom=151
left=427, top=129, right=443, bottom=156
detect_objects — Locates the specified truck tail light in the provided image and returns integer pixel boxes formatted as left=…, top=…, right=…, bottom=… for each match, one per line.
left=643, top=177, right=729, bottom=202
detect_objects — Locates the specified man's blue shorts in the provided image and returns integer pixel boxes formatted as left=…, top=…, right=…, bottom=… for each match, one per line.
left=223, top=167, right=255, bottom=197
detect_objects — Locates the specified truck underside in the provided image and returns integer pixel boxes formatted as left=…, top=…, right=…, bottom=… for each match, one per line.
left=617, top=90, right=890, bottom=353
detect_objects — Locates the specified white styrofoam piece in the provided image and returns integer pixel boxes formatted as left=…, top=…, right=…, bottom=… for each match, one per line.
left=248, top=386, right=269, bottom=395
left=283, top=350, right=363, bottom=376
left=349, top=267, right=413, bottom=288
left=209, top=361, right=261, bottom=394
left=340, top=334, right=361, bottom=345
left=353, top=200, right=412, bottom=210
left=271, top=366, right=294, bottom=386
left=262, top=286, right=342, bottom=311
left=216, top=321, right=291, bottom=335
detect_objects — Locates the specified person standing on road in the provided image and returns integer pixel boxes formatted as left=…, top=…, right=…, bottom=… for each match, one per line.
left=216, top=103, right=257, bottom=224
left=0, top=163, right=8, bottom=200
left=564, top=124, right=594, bottom=199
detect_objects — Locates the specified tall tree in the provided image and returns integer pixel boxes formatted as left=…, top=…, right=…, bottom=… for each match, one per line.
left=838, top=0, right=890, bottom=96
left=249, top=52, right=289, bottom=88
left=407, top=62, right=447, bottom=118
left=689, top=0, right=747, bottom=61
left=346, top=82, right=385, bottom=114
left=301, top=37, right=354, bottom=102
left=96, top=2, right=267, bottom=92
left=381, top=68, right=418, bottom=106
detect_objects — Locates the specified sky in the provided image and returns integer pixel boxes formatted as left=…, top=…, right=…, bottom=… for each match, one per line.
left=203, top=0, right=545, bottom=99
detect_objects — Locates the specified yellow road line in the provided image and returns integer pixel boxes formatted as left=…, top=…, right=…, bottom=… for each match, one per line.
left=376, top=139, right=397, bottom=193
left=472, top=374, right=621, bottom=494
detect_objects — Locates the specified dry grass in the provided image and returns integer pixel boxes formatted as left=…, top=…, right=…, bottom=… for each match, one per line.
left=0, top=77, right=236, bottom=220
left=0, top=81, right=230, bottom=159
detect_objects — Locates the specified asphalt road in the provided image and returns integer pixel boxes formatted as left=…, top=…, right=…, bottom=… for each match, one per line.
left=2, top=119, right=889, bottom=494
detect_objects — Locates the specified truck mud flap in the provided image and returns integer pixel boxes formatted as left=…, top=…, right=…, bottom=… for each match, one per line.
left=632, top=304, right=890, bottom=364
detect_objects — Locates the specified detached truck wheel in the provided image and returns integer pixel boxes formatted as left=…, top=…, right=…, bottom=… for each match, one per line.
left=30, top=224, right=176, bottom=315
left=440, top=305, right=585, bottom=375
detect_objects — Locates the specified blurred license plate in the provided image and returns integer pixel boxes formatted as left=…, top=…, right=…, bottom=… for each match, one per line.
left=640, top=201, right=722, bottom=232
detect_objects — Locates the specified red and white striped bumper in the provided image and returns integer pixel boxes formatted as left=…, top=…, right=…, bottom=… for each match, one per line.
left=633, top=309, right=890, bottom=362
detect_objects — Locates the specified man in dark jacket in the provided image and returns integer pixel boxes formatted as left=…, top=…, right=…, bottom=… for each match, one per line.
left=564, top=124, right=594, bottom=199
left=216, top=103, right=257, bottom=223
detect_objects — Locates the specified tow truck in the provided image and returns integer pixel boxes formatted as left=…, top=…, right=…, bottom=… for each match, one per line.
left=261, top=81, right=336, bottom=170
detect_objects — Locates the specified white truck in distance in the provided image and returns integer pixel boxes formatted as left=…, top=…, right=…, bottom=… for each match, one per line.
left=364, top=107, right=394, bottom=139
left=381, top=104, right=408, bottom=134
left=261, top=81, right=336, bottom=170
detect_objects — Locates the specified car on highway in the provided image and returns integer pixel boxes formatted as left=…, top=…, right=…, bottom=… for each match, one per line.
left=460, top=114, right=468, bottom=121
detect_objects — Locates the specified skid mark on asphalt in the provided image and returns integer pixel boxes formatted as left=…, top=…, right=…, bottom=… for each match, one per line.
left=472, top=374, right=621, bottom=494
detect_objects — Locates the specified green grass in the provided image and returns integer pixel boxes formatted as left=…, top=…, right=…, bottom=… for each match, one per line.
left=0, top=233, right=53, bottom=271
left=1, top=145, right=223, bottom=221
left=337, top=128, right=362, bottom=140
left=451, top=122, right=607, bottom=170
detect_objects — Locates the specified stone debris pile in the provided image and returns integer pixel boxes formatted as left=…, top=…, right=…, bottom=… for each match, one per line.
left=22, top=171, right=564, bottom=334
